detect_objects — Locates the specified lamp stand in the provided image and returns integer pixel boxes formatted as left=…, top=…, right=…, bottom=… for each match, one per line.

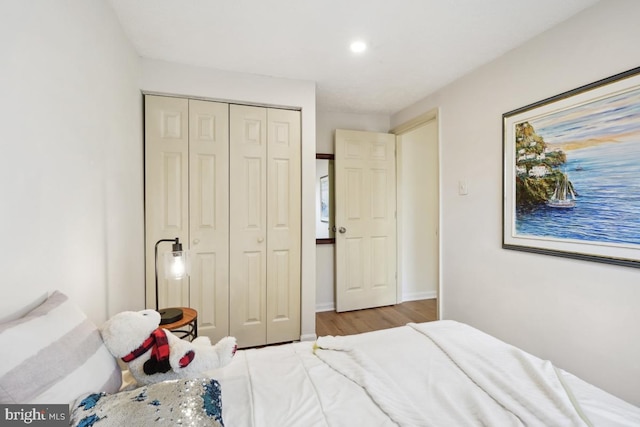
left=155, top=238, right=185, bottom=325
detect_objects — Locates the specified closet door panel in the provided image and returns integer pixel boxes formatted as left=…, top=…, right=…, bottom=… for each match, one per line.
left=145, top=95, right=189, bottom=311
left=230, top=105, right=268, bottom=348
left=266, top=108, right=301, bottom=344
left=239, top=251, right=264, bottom=322
left=188, top=100, right=229, bottom=342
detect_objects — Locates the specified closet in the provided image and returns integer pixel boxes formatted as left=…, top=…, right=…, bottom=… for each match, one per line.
left=144, top=95, right=301, bottom=348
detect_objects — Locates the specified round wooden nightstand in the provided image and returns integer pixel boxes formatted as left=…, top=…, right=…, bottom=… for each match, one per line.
left=160, top=307, right=198, bottom=341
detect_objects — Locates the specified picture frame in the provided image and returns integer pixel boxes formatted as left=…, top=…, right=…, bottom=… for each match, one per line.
left=320, top=175, right=329, bottom=223
left=503, top=66, right=640, bottom=268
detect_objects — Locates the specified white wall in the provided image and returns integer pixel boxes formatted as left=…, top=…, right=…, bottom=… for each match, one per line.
left=139, top=59, right=318, bottom=340
left=391, top=0, right=640, bottom=405
left=0, top=0, right=144, bottom=325
left=315, top=111, right=390, bottom=310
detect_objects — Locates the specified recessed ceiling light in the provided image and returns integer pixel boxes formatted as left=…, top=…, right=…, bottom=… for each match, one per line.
left=350, top=40, right=367, bottom=54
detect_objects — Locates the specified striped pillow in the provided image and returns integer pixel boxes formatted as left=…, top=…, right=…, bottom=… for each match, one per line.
left=0, top=291, right=122, bottom=404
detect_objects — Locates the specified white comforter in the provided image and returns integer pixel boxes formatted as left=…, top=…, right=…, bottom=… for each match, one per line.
left=207, top=321, right=640, bottom=427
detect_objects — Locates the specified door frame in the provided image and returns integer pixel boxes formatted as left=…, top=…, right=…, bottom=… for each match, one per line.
left=390, top=108, right=441, bottom=320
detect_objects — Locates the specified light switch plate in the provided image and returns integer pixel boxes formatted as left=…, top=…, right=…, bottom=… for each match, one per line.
left=458, top=180, right=468, bottom=195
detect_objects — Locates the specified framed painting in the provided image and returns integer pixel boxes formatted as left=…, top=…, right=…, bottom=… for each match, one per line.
left=503, top=66, right=640, bottom=268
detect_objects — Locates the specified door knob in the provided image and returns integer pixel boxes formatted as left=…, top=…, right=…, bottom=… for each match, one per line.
left=192, top=239, right=200, bottom=245
left=257, top=237, right=264, bottom=243
left=338, top=227, right=346, bottom=234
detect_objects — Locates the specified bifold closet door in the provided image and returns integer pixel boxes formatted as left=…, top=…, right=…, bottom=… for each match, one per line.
left=229, top=105, right=301, bottom=348
left=147, top=97, right=300, bottom=348
left=145, top=95, right=230, bottom=343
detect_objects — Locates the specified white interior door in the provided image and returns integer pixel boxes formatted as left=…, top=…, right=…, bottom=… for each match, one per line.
left=188, top=99, right=229, bottom=342
left=335, top=129, right=397, bottom=312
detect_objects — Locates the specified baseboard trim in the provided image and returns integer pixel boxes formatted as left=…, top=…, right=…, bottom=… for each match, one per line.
left=401, top=291, right=437, bottom=302
left=315, top=302, right=335, bottom=313
left=315, top=291, right=436, bottom=313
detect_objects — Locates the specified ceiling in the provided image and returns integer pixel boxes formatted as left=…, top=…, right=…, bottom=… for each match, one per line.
left=107, top=0, right=599, bottom=115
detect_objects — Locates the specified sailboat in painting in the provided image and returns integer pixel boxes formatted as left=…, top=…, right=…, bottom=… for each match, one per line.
left=547, top=173, right=576, bottom=208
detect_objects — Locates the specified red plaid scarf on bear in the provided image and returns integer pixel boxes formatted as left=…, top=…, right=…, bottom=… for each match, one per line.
left=121, top=328, right=195, bottom=372
left=121, top=328, right=170, bottom=364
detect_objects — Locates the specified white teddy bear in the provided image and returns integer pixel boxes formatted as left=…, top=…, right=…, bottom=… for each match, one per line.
left=100, top=309, right=237, bottom=386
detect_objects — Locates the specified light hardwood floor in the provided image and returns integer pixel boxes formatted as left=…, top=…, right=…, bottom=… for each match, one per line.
left=316, top=299, right=437, bottom=337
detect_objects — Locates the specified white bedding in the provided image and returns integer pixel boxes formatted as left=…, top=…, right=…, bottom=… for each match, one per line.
left=207, top=320, right=640, bottom=427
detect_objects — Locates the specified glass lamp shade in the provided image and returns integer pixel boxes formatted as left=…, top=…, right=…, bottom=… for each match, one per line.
left=163, top=250, right=188, bottom=279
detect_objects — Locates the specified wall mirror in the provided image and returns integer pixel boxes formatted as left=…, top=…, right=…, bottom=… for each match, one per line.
left=316, top=154, right=335, bottom=243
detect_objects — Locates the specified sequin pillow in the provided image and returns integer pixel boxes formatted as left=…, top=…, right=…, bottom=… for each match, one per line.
left=70, top=378, right=224, bottom=427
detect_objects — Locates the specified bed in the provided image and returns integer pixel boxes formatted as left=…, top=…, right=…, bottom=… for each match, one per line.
left=1, top=291, right=639, bottom=426
left=209, top=321, right=640, bottom=427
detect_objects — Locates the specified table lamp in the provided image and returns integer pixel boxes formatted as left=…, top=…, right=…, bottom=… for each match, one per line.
left=155, top=237, right=188, bottom=324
